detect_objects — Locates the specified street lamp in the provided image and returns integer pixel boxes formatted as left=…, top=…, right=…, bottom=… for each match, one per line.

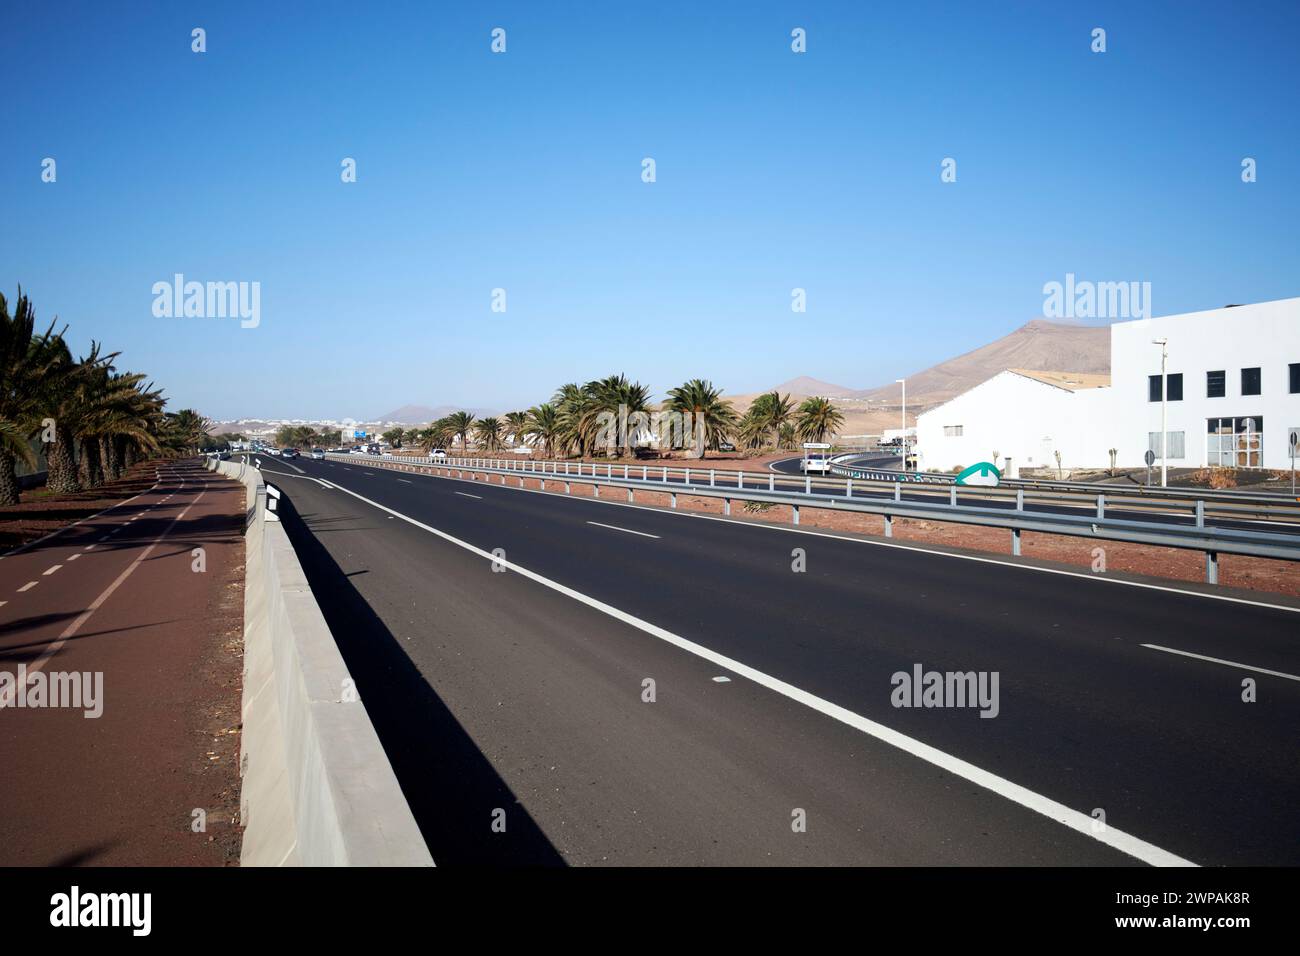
left=896, top=378, right=907, bottom=472
left=1153, top=337, right=1168, bottom=487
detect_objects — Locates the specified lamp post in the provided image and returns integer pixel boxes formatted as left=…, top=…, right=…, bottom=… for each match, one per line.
left=1153, top=337, right=1168, bottom=487
left=896, top=378, right=907, bottom=471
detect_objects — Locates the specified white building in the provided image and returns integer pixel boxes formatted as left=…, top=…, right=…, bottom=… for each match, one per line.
left=916, top=297, right=1300, bottom=475
left=915, top=369, right=1112, bottom=478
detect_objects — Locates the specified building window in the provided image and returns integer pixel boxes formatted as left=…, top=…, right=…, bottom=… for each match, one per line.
left=1290, top=363, right=1300, bottom=394
left=1241, top=367, right=1262, bottom=396
left=1148, top=431, right=1185, bottom=460
left=1207, top=370, right=1225, bottom=398
left=1148, top=373, right=1182, bottom=401
left=1207, top=416, right=1263, bottom=467
left=943, top=425, right=963, bottom=437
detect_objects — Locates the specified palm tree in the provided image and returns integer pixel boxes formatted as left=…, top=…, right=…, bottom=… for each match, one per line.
left=0, top=289, right=65, bottom=505
left=585, top=374, right=651, bottom=455
left=664, top=379, right=738, bottom=458
left=794, top=396, right=845, bottom=444
left=504, top=411, right=529, bottom=448
left=553, top=383, right=600, bottom=458
left=738, top=391, right=795, bottom=450
left=445, top=411, right=475, bottom=453
left=473, top=417, right=503, bottom=452
left=523, top=403, right=561, bottom=457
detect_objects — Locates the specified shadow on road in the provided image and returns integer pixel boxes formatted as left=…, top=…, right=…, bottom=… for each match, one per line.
left=278, top=494, right=566, bottom=866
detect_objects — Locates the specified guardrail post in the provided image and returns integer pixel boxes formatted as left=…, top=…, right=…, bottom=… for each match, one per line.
left=884, top=514, right=893, bottom=537
left=792, top=504, right=800, bottom=525
left=769, top=473, right=774, bottom=491
left=627, top=488, right=634, bottom=503
left=623, top=465, right=628, bottom=480
left=642, top=466, right=647, bottom=481
left=738, top=471, right=744, bottom=488
left=950, top=485, right=957, bottom=507
left=1016, top=488, right=1024, bottom=511
left=1012, top=528, right=1022, bottom=556
left=1206, top=550, right=1219, bottom=584
left=724, top=497, right=731, bottom=516
left=710, top=469, right=715, bottom=487
left=847, top=479, right=852, bottom=498
left=805, top=475, right=811, bottom=494
left=565, top=481, right=571, bottom=494
left=685, top=467, right=691, bottom=485
left=894, top=482, right=901, bottom=502
left=594, top=483, right=600, bottom=498
left=662, top=466, right=668, bottom=483
left=1196, top=500, right=1205, bottom=528
left=671, top=491, right=677, bottom=509
left=1097, top=494, right=1105, bottom=520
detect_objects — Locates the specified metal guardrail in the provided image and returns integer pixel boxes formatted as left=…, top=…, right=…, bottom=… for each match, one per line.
left=324, top=452, right=1300, bottom=584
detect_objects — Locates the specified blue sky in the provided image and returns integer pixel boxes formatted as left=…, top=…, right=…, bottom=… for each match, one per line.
left=2, top=1, right=1297, bottom=421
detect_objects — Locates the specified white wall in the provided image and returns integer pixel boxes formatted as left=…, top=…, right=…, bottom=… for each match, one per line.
left=1109, top=298, right=1300, bottom=470
left=916, top=371, right=1114, bottom=477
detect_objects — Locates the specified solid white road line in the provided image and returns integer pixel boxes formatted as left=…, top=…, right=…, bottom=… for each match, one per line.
left=1141, top=644, right=1300, bottom=682
left=587, top=521, right=661, bottom=539
left=321, top=478, right=1196, bottom=868
left=455, top=492, right=482, bottom=500
left=17, top=582, right=37, bottom=593
left=0, top=484, right=206, bottom=709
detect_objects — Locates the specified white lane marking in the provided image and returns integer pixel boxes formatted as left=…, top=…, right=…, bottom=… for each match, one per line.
left=0, top=484, right=206, bottom=709
left=0, top=480, right=161, bottom=560
left=587, top=521, right=660, bottom=539
left=712, top=676, right=732, bottom=683
left=17, top=582, right=38, bottom=593
left=455, top=492, right=482, bottom=500
left=402, top=467, right=1300, bottom=615
left=1141, top=644, right=1300, bottom=682
left=322, top=479, right=1195, bottom=868
left=397, top=478, right=412, bottom=483
left=0, top=601, right=5, bottom=608
left=66, top=554, right=80, bottom=562
left=83, top=545, right=95, bottom=552
left=42, top=565, right=62, bottom=575
left=254, top=465, right=334, bottom=489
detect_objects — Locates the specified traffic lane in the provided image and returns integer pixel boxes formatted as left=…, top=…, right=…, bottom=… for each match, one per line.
left=274, top=472, right=1135, bottom=865
left=296, top=458, right=1300, bottom=865
left=379, top=455, right=1300, bottom=535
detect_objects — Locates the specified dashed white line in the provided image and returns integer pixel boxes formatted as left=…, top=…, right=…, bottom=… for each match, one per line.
left=42, top=565, right=61, bottom=575
left=455, top=492, right=482, bottom=500
left=1141, top=644, right=1300, bottom=682
left=17, top=582, right=38, bottom=592
left=587, top=521, right=660, bottom=539
left=66, top=554, right=80, bottom=562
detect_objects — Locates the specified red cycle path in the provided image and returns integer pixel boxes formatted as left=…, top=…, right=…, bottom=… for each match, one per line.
left=0, top=460, right=245, bottom=866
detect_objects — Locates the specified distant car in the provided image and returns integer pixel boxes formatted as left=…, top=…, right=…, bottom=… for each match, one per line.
left=281, top=447, right=299, bottom=459
left=429, top=449, right=447, bottom=461
left=311, top=448, right=325, bottom=460
left=718, top=441, right=736, bottom=452
left=366, top=443, right=380, bottom=455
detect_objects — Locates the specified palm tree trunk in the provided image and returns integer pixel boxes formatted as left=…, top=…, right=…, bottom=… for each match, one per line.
left=45, top=427, right=81, bottom=495
left=0, top=450, right=20, bottom=507
left=100, top=436, right=119, bottom=481
left=110, top=436, right=127, bottom=477
left=79, top=437, right=104, bottom=488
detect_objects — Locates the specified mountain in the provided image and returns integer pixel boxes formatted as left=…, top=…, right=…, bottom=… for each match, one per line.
left=851, top=319, right=1110, bottom=408
left=767, top=376, right=857, bottom=398
left=374, top=403, right=496, bottom=424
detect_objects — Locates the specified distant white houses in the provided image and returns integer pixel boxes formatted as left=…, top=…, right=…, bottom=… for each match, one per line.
left=916, top=297, right=1300, bottom=476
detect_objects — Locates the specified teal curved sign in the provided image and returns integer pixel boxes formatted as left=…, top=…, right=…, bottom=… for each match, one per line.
left=955, top=461, right=1001, bottom=487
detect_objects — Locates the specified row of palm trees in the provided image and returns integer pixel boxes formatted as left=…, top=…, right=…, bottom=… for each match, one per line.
left=391, top=375, right=845, bottom=460
left=0, top=288, right=210, bottom=506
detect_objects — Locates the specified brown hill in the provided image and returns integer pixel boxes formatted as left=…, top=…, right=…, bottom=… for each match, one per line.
left=852, top=319, right=1110, bottom=408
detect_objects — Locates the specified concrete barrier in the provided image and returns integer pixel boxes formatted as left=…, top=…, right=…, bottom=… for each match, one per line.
left=207, top=457, right=433, bottom=866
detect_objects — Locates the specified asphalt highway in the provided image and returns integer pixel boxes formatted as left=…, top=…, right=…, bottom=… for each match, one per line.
left=251, top=453, right=1300, bottom=866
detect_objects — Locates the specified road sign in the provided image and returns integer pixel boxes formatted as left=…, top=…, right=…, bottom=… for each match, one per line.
left=1144, top=449, right=1156, bottom=466
left=955, top=461, right=1001, bottom=487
